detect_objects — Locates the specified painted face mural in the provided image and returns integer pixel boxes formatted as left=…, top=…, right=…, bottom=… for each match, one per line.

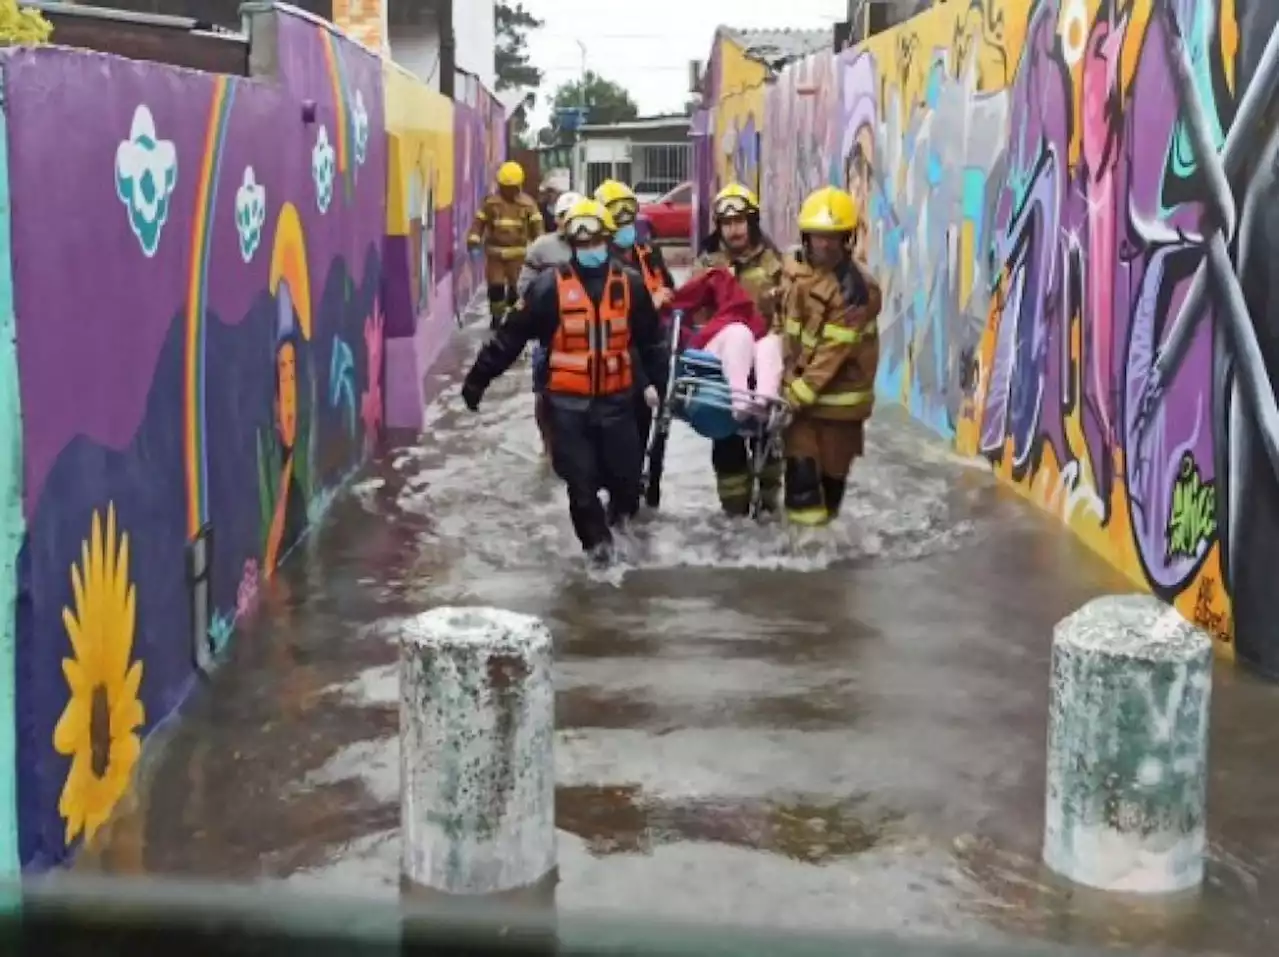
left=275, top=338, right=298, bottom=450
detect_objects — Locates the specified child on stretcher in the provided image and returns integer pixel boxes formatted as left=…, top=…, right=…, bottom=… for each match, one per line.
left=665, top=266, right=783, bottom=419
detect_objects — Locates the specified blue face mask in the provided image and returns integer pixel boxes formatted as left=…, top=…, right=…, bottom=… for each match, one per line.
left=575, top=247, right=609, bottom=268
left=614, top=224, right=637, bottom=248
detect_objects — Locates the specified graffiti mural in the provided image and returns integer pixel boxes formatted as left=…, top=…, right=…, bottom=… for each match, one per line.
left=712, top=31, right=768, bottom=206
left=751, top=0, right=1277, bottom=674
left=761, top=50, right=841, bottom=246
left=452, top=89, right=507, bottom=312
left=7, top=8, right=386, bottom=868
left=382, top=62, right=456, bottom=430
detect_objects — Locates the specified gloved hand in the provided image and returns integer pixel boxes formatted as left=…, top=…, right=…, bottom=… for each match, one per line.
left=643, top=385, right=660, bottom=410
left=461, top=379, right=483, bottom=411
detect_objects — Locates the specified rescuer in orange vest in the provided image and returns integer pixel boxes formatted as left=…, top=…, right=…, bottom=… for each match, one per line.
left=594, top=179, right=677, bottom=454
left=462, top=199, right=666, bottom=562
left=467, top=161, right=544, bottom=330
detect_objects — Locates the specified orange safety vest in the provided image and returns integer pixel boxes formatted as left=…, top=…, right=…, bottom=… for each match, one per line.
left=548, top=264, right=634, bottom=397
left=635, top=245, right=667, bottom=296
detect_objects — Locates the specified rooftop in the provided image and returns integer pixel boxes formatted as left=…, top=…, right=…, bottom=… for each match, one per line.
left=579, top=113, right=692, bottom=135
left=721, top=26, right=831, bottom=67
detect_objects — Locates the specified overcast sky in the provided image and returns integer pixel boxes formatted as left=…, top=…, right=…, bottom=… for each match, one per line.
left=518, top=0, right=849, bottom=129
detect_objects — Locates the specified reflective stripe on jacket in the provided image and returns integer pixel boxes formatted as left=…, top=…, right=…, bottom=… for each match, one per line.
left=779, top=255, right=882, bottom=422
left=548, top=264, right=634, bottom=397
left=467, top=192, right=543, bottom=259
left=635, top=245, right=668, bottom=295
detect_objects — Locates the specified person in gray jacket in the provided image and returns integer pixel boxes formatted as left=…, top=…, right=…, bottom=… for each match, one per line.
left=519, top=191, right=581, bottom=455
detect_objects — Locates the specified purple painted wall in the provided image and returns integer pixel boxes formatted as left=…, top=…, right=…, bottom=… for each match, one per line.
left=452, top=92, right=507, bottom=311
left=8, top=7, right=385, bottom=868
left=382, top=82, right=504, bottom=432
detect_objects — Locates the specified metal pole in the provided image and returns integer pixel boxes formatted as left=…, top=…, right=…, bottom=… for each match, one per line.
left=574, top=39, right=587, bottom=192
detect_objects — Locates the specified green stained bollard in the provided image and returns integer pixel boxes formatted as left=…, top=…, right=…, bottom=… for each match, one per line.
left=399, top=606, right=556, bottom=899
left=1043, top=594, right=1213, bottom=893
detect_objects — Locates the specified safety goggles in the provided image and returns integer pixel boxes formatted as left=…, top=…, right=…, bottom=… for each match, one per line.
left=564, top=214, right=609, bottom=242
left=713, top=195, right=753, bottom=219
left=605, top=199, right=638, bottom=226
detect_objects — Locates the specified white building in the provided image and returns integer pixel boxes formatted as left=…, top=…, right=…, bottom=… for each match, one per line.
left=334, top=0, right=496, bottom=96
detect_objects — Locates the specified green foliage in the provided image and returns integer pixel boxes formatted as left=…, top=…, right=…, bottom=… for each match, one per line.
left=550, top=71, right=639, bottom=127
left=495, top=2, right=543, bottom=92
left=0, top=0, right=51, bottom=45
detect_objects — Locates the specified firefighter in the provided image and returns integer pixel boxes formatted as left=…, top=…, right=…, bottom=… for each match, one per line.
left=462, top=199, right=665, bottom=562
left=693, top=183, right=786, bottom=516
left=594, top=179, right=677, bottom=454
left=466, top=161, right=544, bottom=330
left=518, top=191, right=582, bottom=457
left=778, top=186, right=883, bottom=527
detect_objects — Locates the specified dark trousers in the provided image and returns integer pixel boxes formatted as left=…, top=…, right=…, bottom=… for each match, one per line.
left=548, top=395, right=641, bottom=551
left=487, top=282, right=518, bottom=328
left=711, top=435, right=782, bottom=516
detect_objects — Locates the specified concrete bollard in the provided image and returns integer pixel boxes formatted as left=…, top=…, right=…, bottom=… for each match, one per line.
left=1043, top=594, right=1213, bottom=893
left=399, top=606, right=556, bottom=897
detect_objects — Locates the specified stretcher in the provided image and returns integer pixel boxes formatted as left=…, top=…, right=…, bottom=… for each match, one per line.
left=640, top=311, right=791, bottom=520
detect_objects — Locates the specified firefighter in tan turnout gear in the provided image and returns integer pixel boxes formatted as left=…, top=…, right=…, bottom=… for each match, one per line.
left=779, top=186, right=883, bottom=527
left=693, top=183, right=786, bottom=515
left=467, top=161, right=544, bottom=329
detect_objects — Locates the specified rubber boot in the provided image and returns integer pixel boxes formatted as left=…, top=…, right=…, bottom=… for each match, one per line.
left=784, top=457, right=829, bottom=526
left=821, top=475, right=847, bottom=519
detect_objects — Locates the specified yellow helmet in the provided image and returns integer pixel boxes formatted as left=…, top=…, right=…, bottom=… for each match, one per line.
left=496, top=161, right=525, bottom=188
left=561, top=198, right=616, bottom=242
left=796, top=186, right=858, bottom=234
left=713, top=183, right=759, bottom=220
left=594, top=179, right=636, bottom=208
left=594, top=180, right=639, bottom=226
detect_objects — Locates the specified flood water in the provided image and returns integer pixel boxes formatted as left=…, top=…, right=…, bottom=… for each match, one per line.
left=78, top=303, right=1279, bottom=956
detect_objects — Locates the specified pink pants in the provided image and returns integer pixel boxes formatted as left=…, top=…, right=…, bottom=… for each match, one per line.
left=702, top=325, right=784, bottom=417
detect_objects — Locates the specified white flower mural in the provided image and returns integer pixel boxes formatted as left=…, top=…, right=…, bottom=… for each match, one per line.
left=312, top=124, right=336, bottom=214
left=234, top=166, right=267, bottom=263
left=114, top=105, right=178, bottom=257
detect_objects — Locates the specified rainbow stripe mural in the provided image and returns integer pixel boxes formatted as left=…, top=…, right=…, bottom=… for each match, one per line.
left=183, top=74, right=237, bottom=539
left=320, top=25, right=354, bottom=199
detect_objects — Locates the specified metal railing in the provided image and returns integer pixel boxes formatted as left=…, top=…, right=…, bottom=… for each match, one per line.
left=632, top=143, right=692, bottom=195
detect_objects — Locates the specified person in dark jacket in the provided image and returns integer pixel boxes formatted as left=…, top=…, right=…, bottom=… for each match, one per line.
left=594, top=179, right=678, bottom=456
left=462, top=199, right=666, bottom=562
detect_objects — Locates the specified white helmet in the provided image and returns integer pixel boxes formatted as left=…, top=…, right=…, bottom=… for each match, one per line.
left=553, top=191, right=584, bottom=222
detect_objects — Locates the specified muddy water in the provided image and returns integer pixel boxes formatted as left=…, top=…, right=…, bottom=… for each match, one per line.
left=80, top=308, right=1278, bottom=955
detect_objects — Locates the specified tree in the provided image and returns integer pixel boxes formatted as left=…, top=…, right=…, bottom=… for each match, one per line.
left=550, top=71, right=639, bottom=127
left=495, top=2, right=543, bottom=92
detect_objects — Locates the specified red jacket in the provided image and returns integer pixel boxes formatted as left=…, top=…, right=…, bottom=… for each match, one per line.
left=668, top=266, right=768, bottom=351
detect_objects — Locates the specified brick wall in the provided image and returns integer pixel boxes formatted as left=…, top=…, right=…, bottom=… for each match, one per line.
left=332, top=0, right=387, bottom=52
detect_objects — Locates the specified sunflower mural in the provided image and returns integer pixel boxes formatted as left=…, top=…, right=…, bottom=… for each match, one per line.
left=257, top=202, right=314, bottom=577
left=53, top=503, right=146, bottom=846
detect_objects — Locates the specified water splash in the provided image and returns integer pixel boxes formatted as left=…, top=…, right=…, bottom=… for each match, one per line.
left=387, top=348, right=982, bottom=587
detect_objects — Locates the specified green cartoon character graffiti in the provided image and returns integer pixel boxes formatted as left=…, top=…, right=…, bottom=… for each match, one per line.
left=1166, top=451, right=1216, bottom=562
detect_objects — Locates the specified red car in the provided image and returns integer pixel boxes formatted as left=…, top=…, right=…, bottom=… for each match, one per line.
left=638, top=182, right=693, bottom=242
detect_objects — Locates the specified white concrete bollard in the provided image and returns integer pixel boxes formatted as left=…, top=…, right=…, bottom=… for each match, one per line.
left=399, top=606, right=556, bottom=896
left=1043, top=594, right=1213, bottom=893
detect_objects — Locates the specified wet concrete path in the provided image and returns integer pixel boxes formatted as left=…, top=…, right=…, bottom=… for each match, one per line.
left=80, top=312, right=1277, bottom=954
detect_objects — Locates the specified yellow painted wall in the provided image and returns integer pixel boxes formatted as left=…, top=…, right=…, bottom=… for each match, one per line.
left=712, top=34, right=767, bottom=197
left=383, top=61, right=453, bottom=238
